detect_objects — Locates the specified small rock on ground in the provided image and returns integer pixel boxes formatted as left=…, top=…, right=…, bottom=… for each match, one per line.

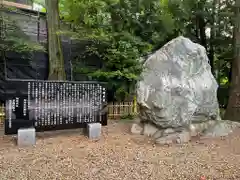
left=131, top=123, right=143, bottom=135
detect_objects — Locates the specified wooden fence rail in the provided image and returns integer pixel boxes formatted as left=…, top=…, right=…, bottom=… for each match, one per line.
left=107, top=101, right=138, bottom=119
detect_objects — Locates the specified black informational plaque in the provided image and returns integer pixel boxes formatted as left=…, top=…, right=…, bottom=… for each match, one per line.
left=4, top=80, right=107, bottom=135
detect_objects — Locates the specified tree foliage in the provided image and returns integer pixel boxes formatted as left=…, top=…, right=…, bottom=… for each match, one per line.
left=60, top=0, right=181, bottom=100
left=57, top=0, right=235, bottom=101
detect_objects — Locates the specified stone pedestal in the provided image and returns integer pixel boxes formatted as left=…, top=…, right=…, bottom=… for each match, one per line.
left=17, top=127, right=36, bottom=146
left=87, top=123, right=101, bottom=139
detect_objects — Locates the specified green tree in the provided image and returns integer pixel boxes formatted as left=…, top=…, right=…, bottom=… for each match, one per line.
left=60, top=0, right=178, bottom=100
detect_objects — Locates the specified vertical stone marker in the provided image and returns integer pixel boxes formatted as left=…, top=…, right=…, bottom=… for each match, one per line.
left=17, top=127, right=36, bottom=146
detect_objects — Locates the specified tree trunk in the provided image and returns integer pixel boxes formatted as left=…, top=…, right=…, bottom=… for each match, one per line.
left=224, top=0, right=240, bottom=121
left=195, top=1, right=207, bottom=50
left=209, top=0, right=218, bottom=76
left=46, top=0, right=66, bottom=80
left=198, top=16, right=207, bottom=50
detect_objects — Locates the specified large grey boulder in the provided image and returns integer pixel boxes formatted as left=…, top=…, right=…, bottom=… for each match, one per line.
left=135, top=36, right=223, bottom=144
left=137, top=36, right=220, bottom=128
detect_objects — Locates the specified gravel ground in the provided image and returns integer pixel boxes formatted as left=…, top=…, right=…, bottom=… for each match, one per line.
left=0, top=121, right=240, bottom=180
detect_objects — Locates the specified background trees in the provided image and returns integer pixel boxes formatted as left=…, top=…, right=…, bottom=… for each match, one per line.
left=224, top=0, right=240, bottom=121
left=59, top=0, right=182, bottom=100
left=57, top=0, right=235, bottom=101
left=2, top=0, right=240, bottom=120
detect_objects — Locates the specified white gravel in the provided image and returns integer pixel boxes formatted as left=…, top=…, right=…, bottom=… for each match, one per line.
left=0, top=121, right=240, bottom=180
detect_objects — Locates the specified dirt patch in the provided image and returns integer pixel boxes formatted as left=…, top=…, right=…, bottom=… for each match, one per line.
left=0, top=120, right=240, bottom=180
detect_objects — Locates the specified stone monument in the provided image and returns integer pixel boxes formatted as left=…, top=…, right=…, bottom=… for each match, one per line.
left=132, top=36, right=239, bottom=144
left=5, top=81, right=107, bottom=135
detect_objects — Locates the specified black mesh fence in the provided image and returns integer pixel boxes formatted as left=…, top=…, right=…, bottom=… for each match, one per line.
left=0, top=6, right=73, bottom=100
left=0, top=6, right=108, bottom=134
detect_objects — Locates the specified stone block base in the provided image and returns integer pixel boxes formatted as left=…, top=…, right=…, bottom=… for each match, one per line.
left=87, top=123, right=101, bottom=139
left=17, top=127, right=36, bottom=146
